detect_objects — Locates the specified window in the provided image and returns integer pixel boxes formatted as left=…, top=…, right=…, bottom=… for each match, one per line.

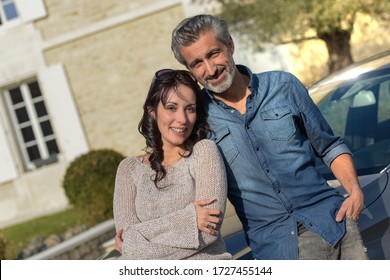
left=2, top=80, right=59, bottom=170
left=315, top=69, right=390, bottom=178
left=0, top=0, right=18, bottom=25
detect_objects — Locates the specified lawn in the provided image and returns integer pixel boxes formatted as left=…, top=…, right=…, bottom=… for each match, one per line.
left=0, top=208, right=87, bottom=260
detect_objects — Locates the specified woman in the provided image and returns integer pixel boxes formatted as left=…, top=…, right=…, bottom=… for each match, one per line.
left=113, top=69, right=231, bottom=260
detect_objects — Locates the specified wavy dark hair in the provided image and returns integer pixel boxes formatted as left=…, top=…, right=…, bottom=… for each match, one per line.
left=138, top=69, right=210, bottom=185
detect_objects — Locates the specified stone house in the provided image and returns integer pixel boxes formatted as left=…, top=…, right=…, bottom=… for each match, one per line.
left=0, top=0, right=207, bottom=227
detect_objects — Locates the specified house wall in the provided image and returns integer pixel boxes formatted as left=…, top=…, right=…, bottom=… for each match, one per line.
left=40, top=3, right=184, bottom=156
left=0, top=0, right=186, bottom=228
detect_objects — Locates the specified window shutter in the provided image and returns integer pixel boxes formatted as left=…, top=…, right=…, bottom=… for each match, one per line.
left=0, top=118, right=18, bottom=183
left=38, top=64, right=89, bottom=162
left=16, top=0, right=47, bottom=23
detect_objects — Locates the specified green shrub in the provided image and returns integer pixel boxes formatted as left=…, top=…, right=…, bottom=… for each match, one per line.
left=63, top=149, right=125, bottom=225
left=0, top=232, right=6, bottom=260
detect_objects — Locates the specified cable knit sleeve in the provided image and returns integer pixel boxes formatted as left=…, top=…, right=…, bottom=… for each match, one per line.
left=191, top=139, right=228, bottom=245
left=113, top=158, right=139, bottom=235
left=113, top=141, right=228, bottom=259
left=121, top=204, right=201, bottom=259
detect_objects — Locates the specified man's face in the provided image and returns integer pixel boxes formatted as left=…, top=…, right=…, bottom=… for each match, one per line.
left=180, top=31, right=236, bottom=94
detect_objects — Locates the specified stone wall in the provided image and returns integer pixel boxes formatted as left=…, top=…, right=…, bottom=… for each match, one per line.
left=26, top=219, right=116, bottom=260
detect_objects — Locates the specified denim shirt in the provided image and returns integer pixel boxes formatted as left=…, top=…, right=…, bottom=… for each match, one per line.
left=201, top=65, right=350, bottom=259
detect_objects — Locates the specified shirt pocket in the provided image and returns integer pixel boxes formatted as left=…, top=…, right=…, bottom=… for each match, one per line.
left=210, top=125, right=239, bottom=165
left=261, top=106, right=296, bottom=141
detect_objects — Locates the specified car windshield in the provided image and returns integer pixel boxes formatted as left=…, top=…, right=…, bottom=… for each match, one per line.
left=313, top=68, right=390, bottom=179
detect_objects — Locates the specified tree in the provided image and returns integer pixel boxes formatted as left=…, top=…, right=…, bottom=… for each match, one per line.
left=198, top=0, right=390, bottom=74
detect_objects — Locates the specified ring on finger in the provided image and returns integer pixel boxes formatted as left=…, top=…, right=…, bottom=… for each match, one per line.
left=206, top=222, right=214, bottom=230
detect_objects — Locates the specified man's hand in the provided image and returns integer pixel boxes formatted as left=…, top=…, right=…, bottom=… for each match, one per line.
left=330, top=154, right=364, bottom=222
left=335, top=189, right=364, bottom=222
left=115, top=228, right=123, bottom=253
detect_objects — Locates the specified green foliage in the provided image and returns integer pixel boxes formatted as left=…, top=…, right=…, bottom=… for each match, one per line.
left=203, top=0, right=390, bottom=47
left=1, top=208, right=84, bottom=260
left=63, top=149, right=125, bottom=225
left=196, top=0, right=390, bottom=72
left=0, top=232, right=6, bottom=260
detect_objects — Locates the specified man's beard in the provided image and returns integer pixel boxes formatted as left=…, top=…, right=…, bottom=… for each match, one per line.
left=203, top=65, right=235, bottom=94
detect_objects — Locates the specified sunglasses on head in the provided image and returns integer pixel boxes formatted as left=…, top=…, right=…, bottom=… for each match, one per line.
left=154, top=69, right=196, bottom=82
left=155, top=69, right=177, bottom=81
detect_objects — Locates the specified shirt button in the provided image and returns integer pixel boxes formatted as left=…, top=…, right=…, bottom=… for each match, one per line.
left=256, top=147, right=259, bottom=151
left=230, top=110, right=234, bottom=113
left=291, top=231, right=295, bottom=235
left=246, top=126, right=250, bottom=129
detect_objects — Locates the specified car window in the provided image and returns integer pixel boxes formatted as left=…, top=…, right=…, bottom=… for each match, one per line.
left=378, top=80, right=390, bottom=123
left=315, top=70, right=390, bottom=179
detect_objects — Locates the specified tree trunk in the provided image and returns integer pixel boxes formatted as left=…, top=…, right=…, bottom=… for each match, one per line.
left=319, top=29, right=353, bottom=74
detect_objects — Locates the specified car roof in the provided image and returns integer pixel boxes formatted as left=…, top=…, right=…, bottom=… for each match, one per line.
left=308, top=49, right=390, bottom=103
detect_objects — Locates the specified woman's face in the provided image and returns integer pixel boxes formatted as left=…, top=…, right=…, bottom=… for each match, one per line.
left=154, top=84, right=197, bottom=150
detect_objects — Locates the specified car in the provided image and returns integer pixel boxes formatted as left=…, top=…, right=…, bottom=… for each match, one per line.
left=223, top=50, right=390, bottom=260
left=309, top=50, right=390, bottom=259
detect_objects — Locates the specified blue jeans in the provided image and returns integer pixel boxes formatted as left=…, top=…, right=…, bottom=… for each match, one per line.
left=298, top=219, right=368, bottom=260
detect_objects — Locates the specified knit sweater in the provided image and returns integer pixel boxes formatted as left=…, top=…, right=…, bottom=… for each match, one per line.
left=113, top=139, right=232, bottom=260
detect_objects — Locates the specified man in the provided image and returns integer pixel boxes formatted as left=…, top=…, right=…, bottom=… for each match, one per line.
left=116, top=14, right=367, bottom=260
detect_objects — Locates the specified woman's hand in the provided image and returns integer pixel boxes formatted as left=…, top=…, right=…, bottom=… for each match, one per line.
left=194, top=199, right=222, bottom=236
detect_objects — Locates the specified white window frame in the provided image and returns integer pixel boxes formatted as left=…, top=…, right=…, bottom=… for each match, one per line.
left=0, top=109, right=18, bottom=183
left=0, top=0, right=46, bottom=27
left=3, top=79, right=59, bottom=171
left=0, top=0, right=19, bottom=25
left=0, top=64, right=89, bottom=182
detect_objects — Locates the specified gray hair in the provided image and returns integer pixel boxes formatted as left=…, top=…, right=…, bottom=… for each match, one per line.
left=171, top=14, right=231, bottom=65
